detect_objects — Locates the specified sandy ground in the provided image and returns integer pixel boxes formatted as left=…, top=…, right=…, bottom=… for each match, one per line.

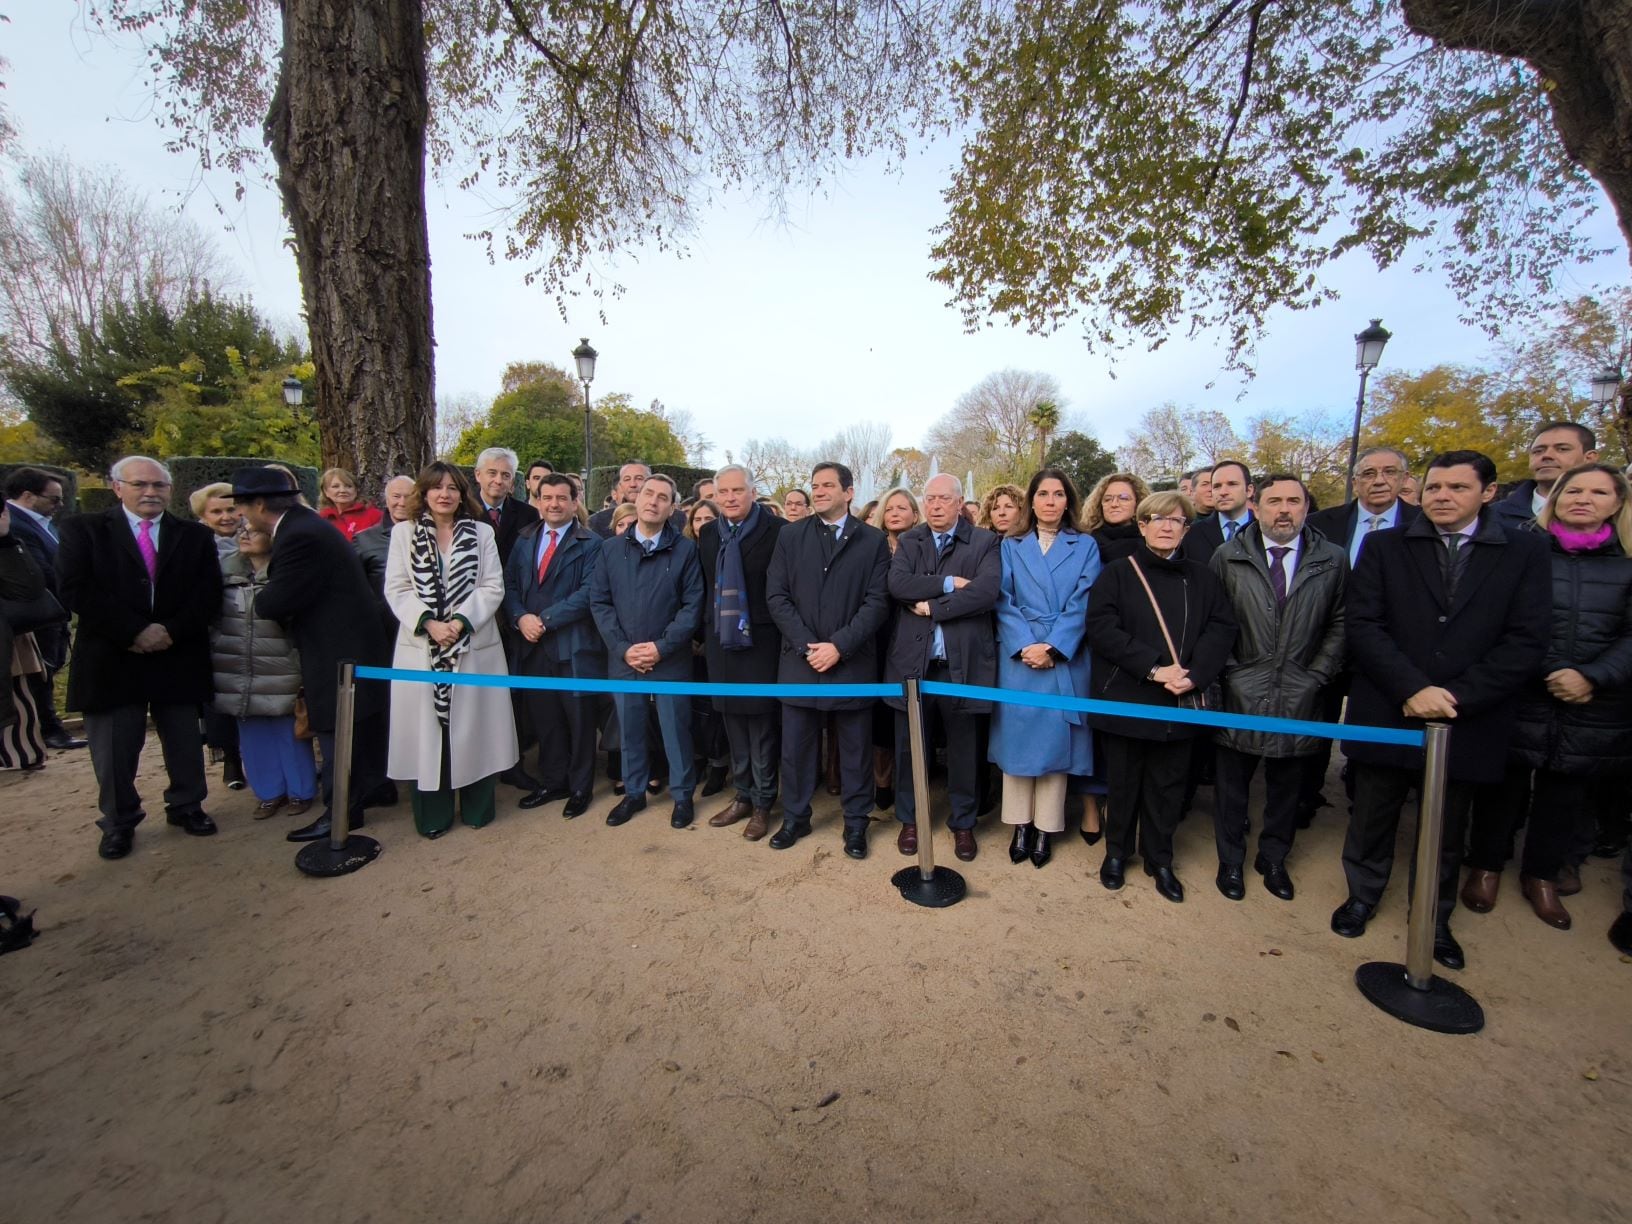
left=1, top=735, right=1629, bottom=1224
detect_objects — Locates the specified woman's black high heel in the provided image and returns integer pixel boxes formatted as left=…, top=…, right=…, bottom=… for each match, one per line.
left=1030, top=830, right=1052, bottom=869
left=1009, top=823, right=1035, bottom=864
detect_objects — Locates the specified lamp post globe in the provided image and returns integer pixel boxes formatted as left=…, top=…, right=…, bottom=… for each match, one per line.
left=282, top=376, right=305, bottom=408
left=1345, top=319, right=1392, bottom=504
left=572, top=337, right=598, bottom=485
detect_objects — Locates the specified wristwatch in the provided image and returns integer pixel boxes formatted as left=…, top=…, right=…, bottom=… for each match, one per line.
left=1146, top=666, right=1160, bottom=681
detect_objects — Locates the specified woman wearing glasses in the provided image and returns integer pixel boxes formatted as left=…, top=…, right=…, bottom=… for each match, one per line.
left=1082, top=472, right=1151, bottom=565
left=1086, top=491, right=1237, bottom=901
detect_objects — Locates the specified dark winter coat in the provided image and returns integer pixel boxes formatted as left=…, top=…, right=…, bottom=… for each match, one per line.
left=1086, top=545, right=1238, bottom=741
left=1342, top=509, right=1551, bottom=782
left=589, top=519, right=703, bottom=681
left=697, top=509, right=786, bottom=714
left=0, top=534, right=45, bottom=729
left=1090, top=520, right=1141, bottom=565
left=1507, top=527, right=1632, bottom=776
left=211, top=555, right=302, bottom=718
left=1208, top=522, right=1346, bottom=757
left=883, top=518, right=1002, bottom=712
left=765, top=513, right=892, bottom=710
left=504, top=520, right=607, bottom=678
left=1490, top=480, right=1541, bottom=531
left=57, top=507, right=222, bottom=713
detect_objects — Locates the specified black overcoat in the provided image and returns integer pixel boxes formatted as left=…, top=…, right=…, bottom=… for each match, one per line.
left=1306, top=499, right=1421, bottom=551
left=697, top=509, right=786, bottom=714
left=254, top=505, right=389, bottom=731
left=1341, top=509, right=1551, bottom=781
left=765, top=514, right=891, bottom=710
left=882, top=518, right=1001, bottom=712
left=57, top=507, right=222, bottom=713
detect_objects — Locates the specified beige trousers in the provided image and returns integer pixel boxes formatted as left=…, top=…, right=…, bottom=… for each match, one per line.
left=1000, top=771, right=1069, bottom=833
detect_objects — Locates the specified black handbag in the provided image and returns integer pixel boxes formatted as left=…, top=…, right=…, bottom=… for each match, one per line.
left=0, top=588, right=69, bottom=634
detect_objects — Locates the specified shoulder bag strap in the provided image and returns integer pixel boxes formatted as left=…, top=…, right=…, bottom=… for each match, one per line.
left=1127, top=557, right=1181, bottom=668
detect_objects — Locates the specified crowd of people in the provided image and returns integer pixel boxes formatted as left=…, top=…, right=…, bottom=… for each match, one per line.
left=2, top=424, right=1631, bottom=970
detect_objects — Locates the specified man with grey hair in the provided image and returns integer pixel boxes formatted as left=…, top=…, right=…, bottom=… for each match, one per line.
left=473, top=446, right=538, bottom=567
left=589, top=461, right=652, bottom=537
left=696, top=462, right=786, bottom=838
left=57, top=456, right=223, bottom=859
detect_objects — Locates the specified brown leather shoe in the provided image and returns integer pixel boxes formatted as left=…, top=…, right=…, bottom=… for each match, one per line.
left=742, top=807, right=772, bottom=841
left=1460, top=868, right=1500, bottom=913
left=1521, top=875, right=1572, bottom=930
left=710, top=797, right=751, bottom=828
left=897, top=823, right=917, bottom=855
left=1557, top=863, right=1583, bottom=896
left=953, top=829, right=977, bottom=861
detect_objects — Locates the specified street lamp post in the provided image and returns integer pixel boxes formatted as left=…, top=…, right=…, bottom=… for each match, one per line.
left=282, top=376, right=305, bottom=408
left=572, top=337, right=598, bottom=488
left=1344, top=319, right=1392, bottom=505
left=1590, top=363, right=1626, bottom=459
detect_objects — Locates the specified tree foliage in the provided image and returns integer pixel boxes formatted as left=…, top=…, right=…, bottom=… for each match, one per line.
left=1043, top=430, right=1117, bottom=496
left=932, top=2, right=1615, bottom=373
left=926, top=368, right=1065, bottom=487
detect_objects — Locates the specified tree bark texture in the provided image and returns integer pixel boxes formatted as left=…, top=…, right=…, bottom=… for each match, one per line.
left=264, top=0, right=433, bottom=497
left=1402, top=0, right=1632, bottom=259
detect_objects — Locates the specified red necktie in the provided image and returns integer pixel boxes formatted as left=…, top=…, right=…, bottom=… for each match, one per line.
left=536, top=528, right=558, bottom=583
left=488, top=506, right=501, bottom=527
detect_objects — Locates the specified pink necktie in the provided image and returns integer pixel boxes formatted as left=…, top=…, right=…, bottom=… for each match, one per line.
left=137, top=519, right=158, bottom=582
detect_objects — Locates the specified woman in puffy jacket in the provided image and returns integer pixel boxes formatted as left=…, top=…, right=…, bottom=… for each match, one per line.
left=212, top=521, right=317, bottom=820
left=1495, top=462, right=1632, bottom=931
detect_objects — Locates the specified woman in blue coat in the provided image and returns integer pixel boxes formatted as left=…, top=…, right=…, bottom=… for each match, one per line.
left=990, top=468, right=1102, bottom=868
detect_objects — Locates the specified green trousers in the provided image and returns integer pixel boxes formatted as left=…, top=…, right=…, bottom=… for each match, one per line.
left=411, top=774, right=497, bottom=836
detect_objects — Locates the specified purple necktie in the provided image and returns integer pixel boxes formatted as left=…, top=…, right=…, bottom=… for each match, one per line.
left=1268, top=546, right=1289, bottom=605
left=137, top=519, right=158, bottom=582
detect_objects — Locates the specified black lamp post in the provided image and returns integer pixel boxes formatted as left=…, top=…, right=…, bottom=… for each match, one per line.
left=1344, top=319, right=1392, bottom=505
left=1590, top=364, right=1622, bottom=409
left=573, top=337, right=597, bottom=484
left=282, top=376, right=305, bottom=408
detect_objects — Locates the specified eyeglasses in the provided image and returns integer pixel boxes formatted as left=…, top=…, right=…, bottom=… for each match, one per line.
left=1356, top=468, right=1404, bottom=480
left=1142, top=515, right=1190, bottom=529
left=1102, top=493, right=1136, bottom=504
left=118, top=480, right=171, bottom=492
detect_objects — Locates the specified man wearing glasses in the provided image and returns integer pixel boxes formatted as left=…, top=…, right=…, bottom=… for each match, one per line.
left=57, top=456, right=223, bottom=860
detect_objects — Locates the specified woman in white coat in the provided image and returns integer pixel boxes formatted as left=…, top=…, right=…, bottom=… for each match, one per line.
left=385, top=462, right=519, bottom=837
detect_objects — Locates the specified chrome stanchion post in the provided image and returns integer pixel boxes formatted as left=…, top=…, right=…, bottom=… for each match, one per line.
left=891, top=676, right=966, bottom=908
left=1355, top=722, right=1483, bottom=1033
left=296, top=660, right=382, bottom=878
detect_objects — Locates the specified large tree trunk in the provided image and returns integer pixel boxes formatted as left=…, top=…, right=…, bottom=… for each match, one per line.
left=263, top=0, right=433, bottom=497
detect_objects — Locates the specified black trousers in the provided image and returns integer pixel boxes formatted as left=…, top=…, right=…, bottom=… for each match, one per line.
left=316, top=710, right=387, bottom=822
left=1213, top=746, right=1304, bottom=867
left=84, top=701, right=208, bottom=833
left=522, top=660, right=598, bottom=798
left=1103, top=734, right=1193, bottom=868
left=1481, top=766, right=1595, bottom=882
left=781, top=704, right=872, bottom=832
left=24, top=670, right=64, bottom=737
left=1342, top=762, right=1474, bottom=928
left=722, top=710, right=779, bottom=809
left=893, top=681, right=980, bottom=830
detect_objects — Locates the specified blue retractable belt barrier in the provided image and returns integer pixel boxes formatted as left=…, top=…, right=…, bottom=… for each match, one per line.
left=355, top=665, right=1426, bottom=749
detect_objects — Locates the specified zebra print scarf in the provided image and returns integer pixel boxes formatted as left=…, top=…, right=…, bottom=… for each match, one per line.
left=409, top=515, right=480, bottom=725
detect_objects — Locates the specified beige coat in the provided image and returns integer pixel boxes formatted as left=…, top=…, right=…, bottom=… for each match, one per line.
left=383, top=519, right=519, bottom=790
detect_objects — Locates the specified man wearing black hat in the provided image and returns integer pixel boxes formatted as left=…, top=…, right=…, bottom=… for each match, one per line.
left=232, top=466, right=391, bottom=841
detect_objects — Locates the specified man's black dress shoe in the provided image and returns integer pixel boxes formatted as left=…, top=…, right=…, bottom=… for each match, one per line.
left=287, top=811, right=364, bottom=843
left=44, top=729, right=87, bottom=750
left=1146, top=862, right=1184, bottom=903
left=843, top=826, right=868, bottom=859
left=768, top=822, right=811, bottom=850
left=1030, top=831, right=1052, bottom=869
left=562, top=792, right=591, bottom=819
left=1009, top=823, right=1034, bottom=864
left=98, top=829, right=133, bottom=860
left=700, top=765, right=728, bottom=797
left=1100, top=857, right=1126, bottom=891
left=1609, top=911, right=1632, bottom=956
left=1216, top=863, right=1245, bottom=901
left=1255, top=856, right=1295, bottom=901
left=166, top=810, right=218, bottom=837
left=670, top=800, right=695, bottom=829
left=519, top=786, right=571, bottom=810
left=1433, top=926, right=1466, bottom=971
left=606, top=796, right=647, bottom=826
left=1330, top=897, right=1374, bottom=938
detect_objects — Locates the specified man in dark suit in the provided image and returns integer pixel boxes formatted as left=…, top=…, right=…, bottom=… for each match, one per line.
left=472, top=447, right=543, bottom=789
left=505, top=472, right=605, bottom=818
left=354, top=475, right=415, bottom=628
left=696, top=463, right=786, bottom=841
left=883, top=474, right=1001, bottom=862
left=4, top=467, right=83, bottom=749
left=57, top=456, right=223, bottom=859
left=588, top=461, right=651, bottom=537
left=1332, top=450, right=1551, bottom=971
left=1490, top=421, right=1597, bottom=529
left=765, top=461, right=892, bottom=854
left=1181, top=460, right=1255, bottom=561
left=234, top=467, right=390, bottom=843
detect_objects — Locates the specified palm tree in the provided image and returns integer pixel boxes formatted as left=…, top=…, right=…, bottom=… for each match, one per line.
left=1029, top=399, right=1061, bottom=467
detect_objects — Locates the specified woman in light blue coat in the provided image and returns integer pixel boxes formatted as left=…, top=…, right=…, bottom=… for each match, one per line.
left=990, top=468, right=1103, bottom=868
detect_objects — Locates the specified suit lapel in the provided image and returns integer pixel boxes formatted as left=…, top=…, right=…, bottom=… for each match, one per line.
left=1405, top=531, right=1452, bottom=610
left=106, top=506, right=147, bottom=576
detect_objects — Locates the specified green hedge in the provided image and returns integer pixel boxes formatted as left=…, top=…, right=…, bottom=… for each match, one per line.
left=80, top=487, right=118, bottom=513
left=0, top=462, right=81, bottom=512
left=587, top=463, right=715, bottom=510
left=165, top=456, right=322, bottom=519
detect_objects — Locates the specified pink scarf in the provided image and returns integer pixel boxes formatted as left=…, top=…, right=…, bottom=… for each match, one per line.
left=1547, top=520, right=1614, bottom=552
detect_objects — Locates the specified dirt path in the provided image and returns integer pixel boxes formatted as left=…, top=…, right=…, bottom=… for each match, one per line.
left=2, top=739, right=1628, bottom=1224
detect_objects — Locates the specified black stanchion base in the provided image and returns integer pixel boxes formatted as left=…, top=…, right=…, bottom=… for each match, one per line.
left=296, top=835, right=382, bottom=878
left=1355, top=961, right=1484, bottom=1035
left=891, top=865, right=967, bottom=908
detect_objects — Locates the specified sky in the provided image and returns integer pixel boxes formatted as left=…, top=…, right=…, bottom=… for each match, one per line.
left=6, top=6, right=1628, bottom=466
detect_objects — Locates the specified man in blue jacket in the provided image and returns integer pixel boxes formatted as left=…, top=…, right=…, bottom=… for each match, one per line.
left=590, top=474, right=704, bottom=828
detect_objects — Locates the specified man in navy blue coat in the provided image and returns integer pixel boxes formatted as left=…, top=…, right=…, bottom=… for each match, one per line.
left=505, top=473, right=605, bottom=818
